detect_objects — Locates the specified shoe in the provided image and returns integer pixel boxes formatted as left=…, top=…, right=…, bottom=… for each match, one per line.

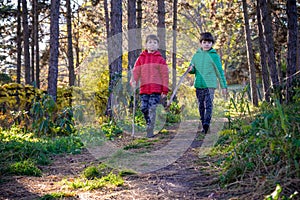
left=146, top=125, right=154, bottom=138
left=202, top=124, right=210, bottom=134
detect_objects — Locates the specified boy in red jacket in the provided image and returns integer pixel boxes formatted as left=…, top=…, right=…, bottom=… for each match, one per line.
left=131, top=34, right=169, bottom=138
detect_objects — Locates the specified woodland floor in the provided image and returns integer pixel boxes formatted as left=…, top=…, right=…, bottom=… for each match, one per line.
left=0, top=120, right=257, bottom=200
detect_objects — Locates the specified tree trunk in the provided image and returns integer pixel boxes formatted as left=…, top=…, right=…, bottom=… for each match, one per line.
left=286, top=0, right=298, bottom=103
left=34, top=0, right=40, bottom=88
left=256, top=0, right=270, bottom=102
left=128, top=0, right=138, bottom=76
left=157, top=0, right=166, bottom=59
left=66, top=0, right=75, bottom=86
left=242, top=0, right=258, bottom=106
left=136, top=0, right=142, bottom=54
left=31, top=0, right=35, bottom=84
left=48, top=0, right=60, bottom=101
left=106, top=0, right=123, bottom=118
left=259, top=0, right=279, bottom=90
left=22, top=0, right=31, bottom=85
left=17, top=0, right=21, bottom=84
left=172, top=0, right=177, bottom=91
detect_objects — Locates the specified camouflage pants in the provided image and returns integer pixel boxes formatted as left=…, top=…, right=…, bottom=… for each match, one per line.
left=196, top=88, right=215, bottom=126
left=140, top=94, right=161, bottom=128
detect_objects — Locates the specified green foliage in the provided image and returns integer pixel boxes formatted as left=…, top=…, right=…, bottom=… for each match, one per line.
left=214, top=88, right=300, bottom=197
left=7, top=159, right=42, bottom=177
left=166, top=101, right=182, bottom=123
left=82, top=163, right=111, bottom=180
left=118, top=169, right=136, bottom=177
left=64, top=172, right=124, bottom=191
left=123, top=138, right=157, bottom=150
left=0, top=127, right=83, bottom=176
left=265, top=184, right=298, bottom=200
left=101, top=121, right=123, bottom=139
left=0, top=73, right=12, bottom=85
left=0, top=83, right=45, bottom=112
left=39, top=192, right=76, bottom=200
left=30, top=94, right=79, bottom=136
left=31, top=94, right=57, bottom=136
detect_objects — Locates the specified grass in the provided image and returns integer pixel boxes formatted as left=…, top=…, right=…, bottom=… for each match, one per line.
left=39, top=192, right=76, bottom=200
left=7, top=159, right=42, bottom=176
left=62, top=172, right=124, bottom=191
left=123, top=138, right=158, bottom=150
left=211, top=90, right=300, bottom=199
left=0, top=127, right=83, bottom=176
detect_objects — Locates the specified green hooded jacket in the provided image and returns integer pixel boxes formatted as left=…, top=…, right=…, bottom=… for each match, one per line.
left=189, top=48, right=227, bottom=89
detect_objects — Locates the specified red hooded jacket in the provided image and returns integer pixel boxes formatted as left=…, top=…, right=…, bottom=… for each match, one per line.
left=132, top=50, right=169, bottom=95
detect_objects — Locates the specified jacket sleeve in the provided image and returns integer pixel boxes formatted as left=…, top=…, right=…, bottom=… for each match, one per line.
left=160, top=58, right=169, bottom=94
left=211, top=54, right=227, bottom=88
left=131, top=57, right=141, bottom=85
left=189, top=54, right=196, bottom=74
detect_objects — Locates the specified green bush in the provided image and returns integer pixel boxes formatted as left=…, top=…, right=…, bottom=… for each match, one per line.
left=7, top=159, right=42, bottom=176
left=214, top=92, right=300, bottom=197
left=0, top=128, right=83, bottom=175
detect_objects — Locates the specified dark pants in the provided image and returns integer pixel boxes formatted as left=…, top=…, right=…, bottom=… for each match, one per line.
left=140, top=94, right=161, bottom=128
left=196, top=88, right=215, bottom=126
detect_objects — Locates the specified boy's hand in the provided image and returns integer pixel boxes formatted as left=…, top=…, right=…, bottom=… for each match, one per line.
left=188, top=65, right=193, bottom=72
left=131, top=81, right=136, bottom=88
left=161, top=93, right=167, bottom=99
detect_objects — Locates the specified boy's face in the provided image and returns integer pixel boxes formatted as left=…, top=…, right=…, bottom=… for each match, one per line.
left=200, top=40, right=213, bottom=51
left=146, top=39, right=159, bottom=53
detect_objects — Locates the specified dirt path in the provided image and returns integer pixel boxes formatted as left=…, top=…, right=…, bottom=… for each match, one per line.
left=0, top=119, right=245, bottom=200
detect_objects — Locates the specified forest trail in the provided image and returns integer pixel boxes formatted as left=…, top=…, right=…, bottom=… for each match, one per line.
left=0, top=119, right=245, bottom=200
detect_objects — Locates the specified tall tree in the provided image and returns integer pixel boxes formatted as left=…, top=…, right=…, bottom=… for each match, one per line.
left=22, top=0, right=31, bottom=84
left=157, top=0, right=166, bottom=59
left=106, top=0, right=123, bottom=117
left=256, top=0, right=270, bottom=102
left=66, top=0, right=75, bottom=86
left=172, top=0, right=178, bottom=91
left=48, top=0, right=60, bottom=101
left=31, top=0, right=35, bottom=84
left=242, top=0, right=258, bottom=106
left=34, top=0, right=40, bottom=88
left=128, top=0, right=138, bottom=78
left=136, top=0, right=142, bottom=54
left=259, top=0, right=279, bottom=89
left=17, top=0, right=22, bottom=84
left=285, top=0, right=298, bottom=103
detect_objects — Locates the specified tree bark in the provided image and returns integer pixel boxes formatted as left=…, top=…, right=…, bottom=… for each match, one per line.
left=136, top=0, right=142, bottom=54
left=286, top=0, right=298, bottom=103
left=242, top=0, right=258, bottom=106
left=172, top=0, right=178, bottom=91
left=259, top=0, right=279, bottom=89
left=17, top=0, right=21, bottom=84
left=106, top=0, right=123, bottom=118
left=31, top=0, right=35, bottom=84
left=66, top=0, right=75, bottom=86
left=34, top=0, right=40, bottom=88
left=157, top=0, right=166, bottom=59
left=48, top=0, right=60, bottom=101
left=22, top=0, right=31, bottom=85
left=256, top=0, right=270, bottom=102
left=128, top=0, right=138, bottom=75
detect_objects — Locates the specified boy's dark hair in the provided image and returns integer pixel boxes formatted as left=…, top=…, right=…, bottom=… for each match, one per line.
left=146, top=34, right=160, bottom=43
left=200, top=32, right=215, bottom=44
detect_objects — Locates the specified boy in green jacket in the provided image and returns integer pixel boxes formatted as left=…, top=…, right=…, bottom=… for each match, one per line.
left=188, top=32, right=227, bottom=133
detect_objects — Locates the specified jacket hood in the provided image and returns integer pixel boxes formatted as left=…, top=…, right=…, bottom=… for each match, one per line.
left=140, top=50, right=163, bottom=57
left=196, top=48, right=217, bottom=54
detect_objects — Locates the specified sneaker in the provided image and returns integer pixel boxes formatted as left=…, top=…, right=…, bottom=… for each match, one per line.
left=146, top=125, right=154, bottom=138
left=202, top=124, right=210, bottom=134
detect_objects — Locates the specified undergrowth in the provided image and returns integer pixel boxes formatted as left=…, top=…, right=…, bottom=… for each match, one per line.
left=0, top=128, right=83, bottom=176
left=213, top=86, right=300, bottom=199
